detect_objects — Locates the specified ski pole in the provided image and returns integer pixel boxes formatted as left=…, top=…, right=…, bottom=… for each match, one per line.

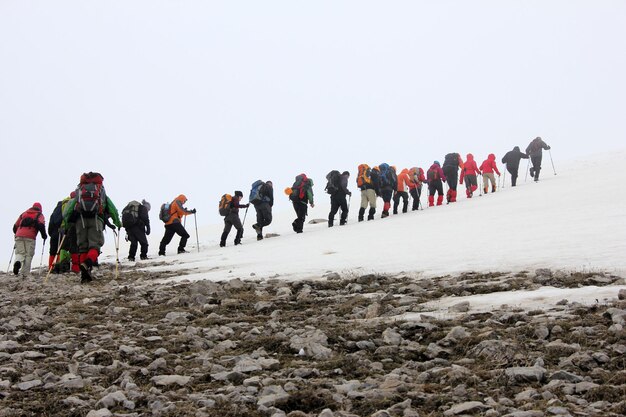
left=38, top=238, right=46, bottom=277
left=7, top=245, right=15, bottom=274
left=549, top=149, right=557, bottom=175
left=45, top=234, right=66, bottom=284
left=525, top=159, right=530, bottom=182
left=193, top=212, right=199, bottom=253
left=479, top=175, right=483, bottom=196
left=242, top=206, right=249, bottom=227
left=502, top=167, right=506, bottom=189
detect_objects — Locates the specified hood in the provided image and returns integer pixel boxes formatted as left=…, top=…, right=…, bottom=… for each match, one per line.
left=176, top=194, right=187, bottom=204
left=297, top=173, right=308, bottom=182
left=513, top=146, right=520, bottom=152
left=488, top=153, right=495, bottom=160
left=142, top=199, right=151, bottom=211
left=401, top=168, right=409, bottom=174
left=32, top=202, right=42, bottom=211
left=466, top=153, right=474, bottom=161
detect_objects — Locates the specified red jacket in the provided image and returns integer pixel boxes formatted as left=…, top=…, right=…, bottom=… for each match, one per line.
left=13, top=203, right=47, bottom=240
left=480, top=154, right=501, bottom=175
left=460, top=153, right=481, bottom=183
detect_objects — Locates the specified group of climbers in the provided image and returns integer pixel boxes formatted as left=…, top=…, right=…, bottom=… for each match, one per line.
left=10, top=138, right=552, bottom=281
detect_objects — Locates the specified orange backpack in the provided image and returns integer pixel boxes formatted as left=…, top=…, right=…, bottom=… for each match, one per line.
left=357, top=164, right=372, bottom=188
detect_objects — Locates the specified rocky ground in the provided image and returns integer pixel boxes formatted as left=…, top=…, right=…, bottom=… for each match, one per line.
left=0, top=265, right=625, bottom=417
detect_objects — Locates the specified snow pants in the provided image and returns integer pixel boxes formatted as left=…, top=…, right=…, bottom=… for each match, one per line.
left=393, top=191, right=408, bottom=214
left=329, top=193, right=348, bottom=226
left=159, top=222, right=190, bottom=254
left=428, top=180, right=444, bottom=206
left=254, top=202, right=273, bottom=231
left=381, top=189, right=393, bottom=215
left=464, top=175, right=478, bottom=197
left=409, top=186, right=422, bottom=210
left=483, top=173, right=496, bottom=192
left=127, top=224, right=148, bottom=258
left=530, top=155, right=542, bottom=180
left=221, top=213, right=243, bottom=245
left=292, top=201, right=308, bottom=233
left=360, top=189, right=377, bottom=209
left=506, top=165, right=519, bottom=186
left=14, top=237, right=36, bottom=275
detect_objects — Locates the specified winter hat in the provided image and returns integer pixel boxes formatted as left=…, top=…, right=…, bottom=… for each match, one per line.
left=434, top=160, right=440, bottom=166
left=266, top=181, right=273, bottom=186
left=234, top=190, right=243, bottom=198
left=142, top=199, right=151, bottom=211
left=32, top=202, right=42, bottom=211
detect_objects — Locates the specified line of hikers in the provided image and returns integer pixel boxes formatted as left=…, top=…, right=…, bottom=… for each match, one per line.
left=10, top=138, right=551, bottom=282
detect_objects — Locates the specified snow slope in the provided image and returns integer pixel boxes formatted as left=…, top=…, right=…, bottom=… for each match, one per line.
left=125, top=150, right=626, bottom=284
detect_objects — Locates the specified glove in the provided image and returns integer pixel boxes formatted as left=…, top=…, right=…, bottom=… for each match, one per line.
left=146, top=226, right=151, bottom=235
left=546, top=145, right=551, bottom=150
left=42, top=233, right=48, bottom=241
left=310, top=203, right=315, bottom=208
left=459, top=179, right=463, bottom=185
left=191, top=209, right=197, bottom=214
left=348, top=192, right=352, bottom=197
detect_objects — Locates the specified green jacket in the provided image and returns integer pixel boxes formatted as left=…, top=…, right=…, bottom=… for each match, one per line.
left=63, top=196, right=121, bottom=229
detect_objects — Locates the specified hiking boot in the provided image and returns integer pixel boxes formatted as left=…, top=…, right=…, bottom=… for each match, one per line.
left=252, top=224, right=261, bottom=234
left=381, top=211, right=389, bottom=218
left=529, top=167, right=535, bottom=177
left=79, top=263, right=93, bottom=284
left=339, top=220, right=347, bottom=226
left=234, top=240, right=241, bottom=245
left=140, top=255, right=149, bottom=260
left=257, top=235, right=263, bottom=241
left=13, top=261, right=21, bottom=276
left=492, top=186, right=496, bottom=193
left=128, top=256, right=135, bottom=262
left=219, top=242, right=226, bottom=247
left=177, top=249, right=188, bottom=254
left=158, top=251, right=165, bottom=256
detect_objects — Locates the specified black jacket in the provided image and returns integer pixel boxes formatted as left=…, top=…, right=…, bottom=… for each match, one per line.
left=502, top=146, right=529, bottom=170
left=526, top=138, right=550, bottom=158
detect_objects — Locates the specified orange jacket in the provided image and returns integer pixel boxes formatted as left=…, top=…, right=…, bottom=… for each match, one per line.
left=396, top=169, right=411, bottom=192
left=166, top=194, right=193, bottom=225
left=479, top=154, right=501, bottom=175
left=407, top=167, right=425, bottom=190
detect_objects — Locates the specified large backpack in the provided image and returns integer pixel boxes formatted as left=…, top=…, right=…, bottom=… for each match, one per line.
left=122, top=200, right=141, bottom=228
left=159, top=203, right=172, bottom=223
left=325, top=170, right=341, bottom=195
left=75, top=172, right=106, bottom=216
left=379, top=163, right=396, bottom=188
left=443, top=153, right=459, bottom=169
left=249, top=180, right=265, bottom=204
left=49, top=201, right=64, bottom=229
left=219, top=194, right=233, bottom=216
left=427, top=167, right=440, bottom=181
left=356, top=164, right=371, bottom=188
left=18, top=211, right=41, bottom=229
left=410, top=167, right=424, bottom=186
left=290, top=174, right=310, bottom=201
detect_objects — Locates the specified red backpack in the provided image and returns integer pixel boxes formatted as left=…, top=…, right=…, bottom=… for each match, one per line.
left=75, top=172, right=106, bottom=216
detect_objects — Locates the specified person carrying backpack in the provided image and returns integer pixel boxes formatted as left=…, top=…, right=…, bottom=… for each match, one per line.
left=48, top=197, right=65, bottom=271
left=289, top=174, right=314, bottom=233
left=327, top=171, right=351, bottom=227
left=426, top=161, right=446, bottom=206
left=459, top=153, right=481, bottom=198
left=357, top=164, right=380, bottom=222
left=12, top=202, right=47, bottom=276
left=442, top=153, right=464, bottom=203
left=525, top=137, right=551, bottom=182
left=393, top=168, right=411, bottom=214
left=251, top=181, right=274, bottom=241
left=378, top=163, right=396, bottom=218
left=63, top=172, right=121, bottom=283
left=501, top=146, right=529, bottom=186
left=407, top=167, right=426, bottom=211
left=220, top=191, right=250, bottom=246
left=480, top=154, right=501, bottom=193
left=158, top=194, right=195, bottom=256
left=122, top=199, right=151, bottom=261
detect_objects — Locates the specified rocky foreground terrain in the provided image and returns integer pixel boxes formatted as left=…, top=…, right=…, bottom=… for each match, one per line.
left=0, top=265, right=625, bottom=417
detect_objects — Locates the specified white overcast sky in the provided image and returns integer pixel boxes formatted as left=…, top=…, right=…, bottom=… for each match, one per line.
left=1, top=1, right=625, bottom=262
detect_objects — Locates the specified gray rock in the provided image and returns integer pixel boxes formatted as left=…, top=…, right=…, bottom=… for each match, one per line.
left=549, top=370, right=583, bottom=383
left=574, top=381, right=599, bottom=393
left=147, top=357, right=167, bottom=372
left=502, top=412, right=544, bottom=417
left=0, top=341, right=20, bottom=352
left=16, top=380, right=42, bottom=391
left=546, top=407, right=570, bottom=415
left=619, top=289, right=626, bottom=300
left=382, top=328, right=402, bottom=346
left=257, top=385, right=289, bottom=407
left=505, top=366, right=546, bottom=383
left=289, top=330, right=333, bottom=359
left=449, top=301, right=470, bottom=313
left=535, top=325, right=550, bottom=340
left=318, top=409, right=335, bottom=417
left=356, top=340, right=376, bottom=350
left=86, top=410, right=113, bottom=417
left=444, top=326, right=470, bottom=343
left=150, top=374, right=191, bottom=386
left=164, top=311, right=190, bottom=323
left=97, top=390, right=127, bottom=408
left=444, top=401, right=487, bottom=416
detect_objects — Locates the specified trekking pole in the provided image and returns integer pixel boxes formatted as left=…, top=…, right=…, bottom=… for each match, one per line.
left=479, top=175, right=483, bottom=196
left=45, top=234, right=66, bottom=284
left=525, top=159, right=530, bottom=182
left=242, top=206, right=249, bottom=227
left=38, top=238, right=46, bottom=277
left=7, top=245, right=15, bottom=274
left=113, top=229, right=120, bottom=280
left=193, top=212, right=199, bottom=253
left=502, top=168, right=506, bottom=189
left=549, top=149, right=557, bottom=175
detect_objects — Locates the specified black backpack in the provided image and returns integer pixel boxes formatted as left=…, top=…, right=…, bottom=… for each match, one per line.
left=122, top=201, right=141, bottom=228
left=443, top=153, right=459, bottom=169
left=325, top=170, right=341, bottom=194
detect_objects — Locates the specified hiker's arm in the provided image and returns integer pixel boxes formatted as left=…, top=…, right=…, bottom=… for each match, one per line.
left=105, top=197, right=122, bottom=228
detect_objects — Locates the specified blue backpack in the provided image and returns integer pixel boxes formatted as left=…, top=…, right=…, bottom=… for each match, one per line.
left=249, top=180, right=266, bottom=204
